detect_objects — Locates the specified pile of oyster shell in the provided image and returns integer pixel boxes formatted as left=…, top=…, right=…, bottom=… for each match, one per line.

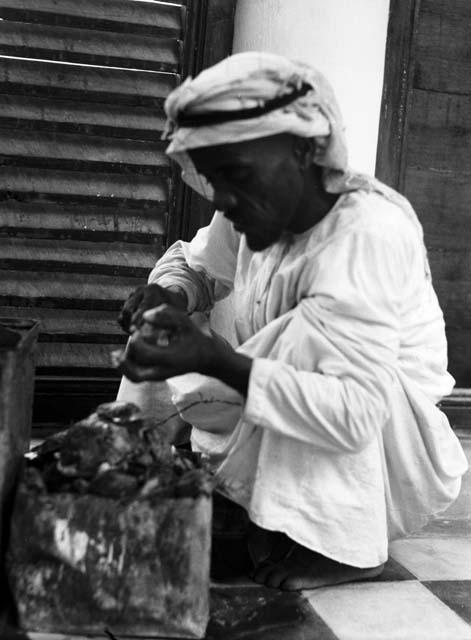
left=25, top=401, right=211, bottom=500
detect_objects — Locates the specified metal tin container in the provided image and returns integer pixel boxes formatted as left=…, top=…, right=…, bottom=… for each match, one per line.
left=0, top=318, right=40, bottom=548
left=7, top=401, right=213, bottom=640
left=8, top=485, right=211, bottom=638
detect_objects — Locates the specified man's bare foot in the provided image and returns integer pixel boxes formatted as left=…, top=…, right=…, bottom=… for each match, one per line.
left=249, top=529, right=384, bottom=591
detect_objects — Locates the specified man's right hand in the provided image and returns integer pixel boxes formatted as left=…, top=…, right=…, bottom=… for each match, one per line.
left=118, top=283, right=187, bottom=334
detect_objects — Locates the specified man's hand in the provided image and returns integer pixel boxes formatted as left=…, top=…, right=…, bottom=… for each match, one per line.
left=119, top=305, right=215, bottom=381
left=117, top=305, right=252, bottom=395
left=118, top=284, right=187, bottom=334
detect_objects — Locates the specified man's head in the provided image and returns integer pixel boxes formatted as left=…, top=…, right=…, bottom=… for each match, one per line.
left=160, top=52, right=415, bottom=252
left=163, top=52, right=349, bottom=203
left=189, top=133, right=321, bottom=251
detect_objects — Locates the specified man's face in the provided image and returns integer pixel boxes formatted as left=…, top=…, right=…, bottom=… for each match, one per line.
left=189, top=134, right=305, bottom=251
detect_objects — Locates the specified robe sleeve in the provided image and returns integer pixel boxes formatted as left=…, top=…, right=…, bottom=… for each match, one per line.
left=148, top=210, right=240, bottom=313
left=243, top=227, right=412, bottom=454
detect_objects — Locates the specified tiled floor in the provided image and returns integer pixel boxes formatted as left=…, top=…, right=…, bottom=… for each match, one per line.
left=12, top=432, right=471, bottom=640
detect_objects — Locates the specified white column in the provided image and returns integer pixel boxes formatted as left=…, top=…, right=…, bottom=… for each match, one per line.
left=233, top=0, right=390, bottom=175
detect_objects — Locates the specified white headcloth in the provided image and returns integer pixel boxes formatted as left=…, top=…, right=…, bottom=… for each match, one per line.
left=163, top=51, right=422, bottom=231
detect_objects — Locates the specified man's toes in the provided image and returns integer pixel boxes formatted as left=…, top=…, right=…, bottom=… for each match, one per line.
left=279, top=573, right=311, bottom=591
left=263, top=564, right=290, bottom=589
left=252, top=561, right=290, bottom=589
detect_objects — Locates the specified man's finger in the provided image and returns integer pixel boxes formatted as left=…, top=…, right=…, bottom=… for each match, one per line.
left=126, top=288, right=144, bottom=310
left=118, top=288, right=144, bottom=332
left=130, top=309, right=144, bottom=332
left=118, top=303, right=134, bottom=332
left=142, top=304, right=188, bottom=328
left=126, top=334, right=179, bottom=366
left=117, top=310, right=130, bottom=332
left=130, top=301, right=182, bottom=334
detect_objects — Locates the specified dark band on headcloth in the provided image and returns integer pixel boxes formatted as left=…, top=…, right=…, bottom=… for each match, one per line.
left=175, top=82, right=312, bottom=128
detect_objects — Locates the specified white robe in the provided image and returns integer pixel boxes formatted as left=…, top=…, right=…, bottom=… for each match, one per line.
left=148, top=189, right=468, bottom=568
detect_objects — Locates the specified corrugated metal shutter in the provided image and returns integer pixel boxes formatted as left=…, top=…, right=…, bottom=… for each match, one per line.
left=0, top=0, right=186, bottom=422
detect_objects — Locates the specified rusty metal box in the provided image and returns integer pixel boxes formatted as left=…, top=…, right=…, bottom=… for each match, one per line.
left=7, top=481, right=212, bottom=638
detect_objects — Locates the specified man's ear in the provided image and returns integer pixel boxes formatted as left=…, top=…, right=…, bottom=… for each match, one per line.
left=292, top=137, right=317, bottom=169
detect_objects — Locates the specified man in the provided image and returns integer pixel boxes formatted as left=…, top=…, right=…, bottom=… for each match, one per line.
left=118, top=52, right=468, bottom=590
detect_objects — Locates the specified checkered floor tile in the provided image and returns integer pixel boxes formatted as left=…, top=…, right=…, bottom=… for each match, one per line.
left=21, top=535, right=471, bottom=640
left=22, top=568, right=471, bottom=640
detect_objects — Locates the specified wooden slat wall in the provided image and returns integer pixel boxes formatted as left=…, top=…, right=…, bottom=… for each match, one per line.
left=375, top=0, right=421, bottom=190
left=404, top=0, right=471, bottom=387
left=0, top=0, right=184, bottom=36
left=377, top=0, right=471, bottom=388
left=0, top=0, right=186, bottom=421
left=169, top=0, right=238, bottom=242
